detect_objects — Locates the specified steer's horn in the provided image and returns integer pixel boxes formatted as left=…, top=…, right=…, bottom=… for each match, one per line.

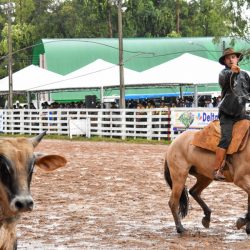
left=31, top=131, right=47, bottom=147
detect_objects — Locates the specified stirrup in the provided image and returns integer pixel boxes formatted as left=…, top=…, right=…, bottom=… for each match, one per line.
left=214, top=170, right=226, bottom=181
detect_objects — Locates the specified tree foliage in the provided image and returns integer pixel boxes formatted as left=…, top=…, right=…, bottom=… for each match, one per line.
left=0, top=0, right=249, bottom=78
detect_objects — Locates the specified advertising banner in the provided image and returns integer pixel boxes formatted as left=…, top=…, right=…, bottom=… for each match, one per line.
left=171, top=108, right=219, bottom=129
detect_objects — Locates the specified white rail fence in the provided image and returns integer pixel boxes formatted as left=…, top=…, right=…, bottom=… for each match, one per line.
left=0, top=108, right=220, bottom=140
left=0, top=108, right=171, bottom=140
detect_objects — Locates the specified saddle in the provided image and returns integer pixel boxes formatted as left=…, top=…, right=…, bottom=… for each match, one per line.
left=191, top=119, right=250, bottom=154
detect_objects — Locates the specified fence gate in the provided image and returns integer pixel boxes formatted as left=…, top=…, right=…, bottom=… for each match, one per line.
left=69, top=118, right=90, bottom=139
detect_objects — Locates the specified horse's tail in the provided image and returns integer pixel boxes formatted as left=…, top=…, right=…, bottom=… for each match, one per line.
left=164, top=157, right=189, bottom=218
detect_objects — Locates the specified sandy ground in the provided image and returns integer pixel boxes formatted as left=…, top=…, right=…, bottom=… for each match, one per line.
left=16, top=139, right=250, bottom=249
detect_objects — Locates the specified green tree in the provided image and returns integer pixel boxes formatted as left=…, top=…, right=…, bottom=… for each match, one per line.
left=0, top=0, right=249, bottom=80
left=180, top=0, right=249, bottom=37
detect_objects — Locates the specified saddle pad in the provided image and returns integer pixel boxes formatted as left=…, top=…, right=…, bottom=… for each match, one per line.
left=191, top=119, right=250, bottom=154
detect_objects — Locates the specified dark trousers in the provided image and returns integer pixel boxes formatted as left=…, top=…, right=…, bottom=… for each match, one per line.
left=218, top=111, right=245, bottom=149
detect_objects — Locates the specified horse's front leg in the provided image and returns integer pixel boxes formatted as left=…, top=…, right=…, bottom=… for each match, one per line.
left=236, top=194, right=250, bottom=233
left=189, top=174, right=212, bottom=228
left=236, top=194, right=250, bottom=234
left=246, top=199, right=250, bottom=234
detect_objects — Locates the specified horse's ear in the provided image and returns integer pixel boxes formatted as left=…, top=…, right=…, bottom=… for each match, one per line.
left=35, top=154, right=67, bottom=172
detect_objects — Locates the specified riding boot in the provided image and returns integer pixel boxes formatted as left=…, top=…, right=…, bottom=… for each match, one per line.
left=213, top=147, right=227, bottom=181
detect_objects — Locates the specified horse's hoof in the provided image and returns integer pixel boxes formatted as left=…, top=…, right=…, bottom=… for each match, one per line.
left=246, top=223, right=250, bottom=234
left=176, top=225, right=186, bottom=234
left=202, top=217, right=210, bottom=228
left=236, top=217, right=246, bottom=230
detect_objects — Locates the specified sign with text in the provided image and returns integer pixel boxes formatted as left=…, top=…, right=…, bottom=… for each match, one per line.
left=171, top=108, right=219, bottom=129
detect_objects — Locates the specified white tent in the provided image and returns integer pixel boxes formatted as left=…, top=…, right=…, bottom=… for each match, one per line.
left=139, top=53, right=225, bottom=85
left=0, top=65, right=63, bottom=92
left=133, top=53, right=250, bottom=106
left=32, top=59, right=141, bottom=91
left=1, top=54, right=249, bottom=93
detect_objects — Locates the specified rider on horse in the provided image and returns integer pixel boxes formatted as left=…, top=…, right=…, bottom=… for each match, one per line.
left=213, top=48, right=250, bottom=180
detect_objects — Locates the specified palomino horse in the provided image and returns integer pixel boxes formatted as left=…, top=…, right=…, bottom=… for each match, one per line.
left=164, top=129, right=250, bottom=234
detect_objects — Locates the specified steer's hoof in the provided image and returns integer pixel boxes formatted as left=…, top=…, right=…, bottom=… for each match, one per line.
left=236, top=217, right=246, bottom=230
left=202, top=217, right=210, bottom=228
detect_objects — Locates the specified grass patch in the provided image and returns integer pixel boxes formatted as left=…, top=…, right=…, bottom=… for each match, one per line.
left=0, top=133, right=171, bottom=145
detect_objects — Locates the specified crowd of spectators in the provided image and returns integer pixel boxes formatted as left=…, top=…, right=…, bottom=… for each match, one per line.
left=11, top=95, right=222, bottom=109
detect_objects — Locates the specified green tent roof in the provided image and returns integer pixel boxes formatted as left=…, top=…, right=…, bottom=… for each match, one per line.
left=32, top=37, right=250, bottom=102
left=32, top=37, right=250, bottom=75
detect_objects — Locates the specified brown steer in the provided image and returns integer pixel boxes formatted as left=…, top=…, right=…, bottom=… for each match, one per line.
left=0, top=131, right=66, bottom=249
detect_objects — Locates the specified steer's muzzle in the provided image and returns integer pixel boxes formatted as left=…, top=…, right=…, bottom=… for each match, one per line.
left=10, top=195, right=34, bottom=212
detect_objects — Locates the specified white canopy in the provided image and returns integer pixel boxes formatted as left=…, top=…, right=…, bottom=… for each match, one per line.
left=1, top=55, right=250, bottom=93
left=140, top=53, right=225, bottom=85
left=0, top=65, right=63, bottom=92
left=32, top=59, right=141, bottom=91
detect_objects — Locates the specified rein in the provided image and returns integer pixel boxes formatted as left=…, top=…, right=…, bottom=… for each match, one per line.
left=229, top=72, right=250, bottom=98
left=229, top=53, right=250, bottom=98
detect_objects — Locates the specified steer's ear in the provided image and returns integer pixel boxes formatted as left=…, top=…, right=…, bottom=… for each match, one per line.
left=35, top=154, right=67, bottom=172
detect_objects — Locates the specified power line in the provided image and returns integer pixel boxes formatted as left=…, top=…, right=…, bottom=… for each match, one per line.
left=1, top=39, right=250, bottom=91
left=1, top=38, right=249, bottom=66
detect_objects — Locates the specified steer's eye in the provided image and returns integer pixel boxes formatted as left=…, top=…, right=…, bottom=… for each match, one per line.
left=0, top=159, right=11, bottom=186
left=0, top=164, right=9, bottom=176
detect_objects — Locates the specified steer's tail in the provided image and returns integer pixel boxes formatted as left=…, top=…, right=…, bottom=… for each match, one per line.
left=164, top=156, right=189, bottom=218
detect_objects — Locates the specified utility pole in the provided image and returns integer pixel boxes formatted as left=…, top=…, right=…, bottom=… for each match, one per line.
left=222, top=40, right=226, bottom=51
left=0, top=1, right=15, bottom=109
left=176, top=0, right=180, bottom=34
left=7, top=0, right=13, bottom=109
left=109, top=0, right=127, bottom=108
left=117, top=0, right=125, bottom=108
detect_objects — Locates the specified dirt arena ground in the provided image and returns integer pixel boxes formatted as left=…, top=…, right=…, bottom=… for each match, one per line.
left=17, top=139, right=250, bottom=249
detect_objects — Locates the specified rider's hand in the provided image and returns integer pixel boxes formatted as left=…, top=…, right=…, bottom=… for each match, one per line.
left=231, top=64, right=240, bottom=73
